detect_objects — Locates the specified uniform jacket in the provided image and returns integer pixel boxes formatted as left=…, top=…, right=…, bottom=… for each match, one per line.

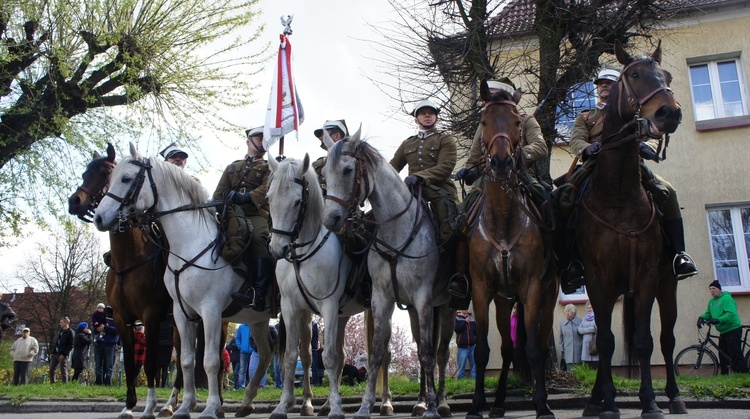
left=312, top=156, right=327, bottom=191
left=569, top=105, right=660, bottom=158
left=700, top=291, right=743, bottom=334
left=10, top=335, right=39, bottom=362
left=52, top=327, right=75, bottom=356
left=578, top=313, right=598, bottom=362
left=465, top=114, right=548, bottom=180
left=390, top=130, right=458, bottom=202
left=212, top=156, right=270, bottom=218
left=559, top=316, right=583, bottom=364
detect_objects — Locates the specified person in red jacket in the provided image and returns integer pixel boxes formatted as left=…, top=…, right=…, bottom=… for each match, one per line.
left=221, top=345, right=231, bottom=390
left=133, top=321, right=146, bottom=376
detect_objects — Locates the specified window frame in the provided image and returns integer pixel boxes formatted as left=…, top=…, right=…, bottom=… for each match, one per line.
left=705, top=203, right=750, bottom=292
left=687, top=52, right=750, bottom=130
left=556, top=81, right=597, bottom=143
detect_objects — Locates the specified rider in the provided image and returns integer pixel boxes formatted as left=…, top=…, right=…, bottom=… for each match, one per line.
left=559, top=67, right=698, bottom=293
left=212, top=126, right=273, bottom=311
left=159, top=142, right=189, bottom=169
left=449, top=78, right=550, bottom=307
left=312, top=119, right=349, bottom=191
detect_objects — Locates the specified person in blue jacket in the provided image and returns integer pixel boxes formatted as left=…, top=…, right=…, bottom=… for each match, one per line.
left=234, top=323, right=253, bottom=389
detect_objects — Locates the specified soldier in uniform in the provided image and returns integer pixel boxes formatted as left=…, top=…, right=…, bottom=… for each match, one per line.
left=311, top=119, right=349, bottom=191
left=212, top=126, right=273, bottom=311
left=450, top=78, right=549, bottom=306
left=560, top=68, right=697, bottom=292
left=390, top=99, right=459, bottom=245
left=159, top=142, right=189, bottom=168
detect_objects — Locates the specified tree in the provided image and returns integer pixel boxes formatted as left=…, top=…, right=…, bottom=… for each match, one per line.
left=0, top=0, right=268, bottom=240
left=373, top=0, right=682, bottom=183
left=344, top=313, right=423, bottom=378
left=13, top=220, right=107, bottom=351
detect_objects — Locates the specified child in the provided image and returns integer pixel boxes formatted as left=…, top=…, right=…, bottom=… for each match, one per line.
left=91, top=303, right=106, bottom=331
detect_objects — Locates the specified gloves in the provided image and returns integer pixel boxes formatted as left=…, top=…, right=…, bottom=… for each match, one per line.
left=227, top=190, right=253, bottom=205
left=639, top=142, right=658, bottom=161
left=582, top=142, right=600, bottom=162
left=709, top=318, right=720, bottom=325
left=455, top=168, right=478, bottom=185
left=404, top=175, right=422, bottom=187
left=696, top=317, right=705, bottom=328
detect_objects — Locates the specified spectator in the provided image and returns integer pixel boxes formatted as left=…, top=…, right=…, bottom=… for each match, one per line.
left=156, top=320, right=174, bottom=388
left=50, top=316, right=75, bottom=383
left=91, top=303, right=106, bottom=338
left=133, top=321, right=146, bottom=376
left=71, top=322, right=93, bottom=382
left=698, top=280, right=749, bottom=374
left=227, top=337, right=241, bottom=389
left=94, top=307, right=119, bottom=385
left=222, top=344, right=231, bottom=390
left=272, top=323, right=282, bottom=388
left=578, top=301, right=598, bottom=368
left=559, top=304, right=583, bottom=369
left=509, top=304, right=527, bottom=378
left=10, top=327, right=38, bottom=385
left=248, top=331, right=268, bottom=389
left=354, top=346, right=367, bottom=383
left=454, top=310, right=477, bottom=379
left=311, top=321, right=321, bottom=385
left=235, top=323, right=253, bottom=389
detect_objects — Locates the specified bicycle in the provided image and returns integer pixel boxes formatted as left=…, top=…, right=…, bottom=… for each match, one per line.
left=674, top=323, right=750, bottom=377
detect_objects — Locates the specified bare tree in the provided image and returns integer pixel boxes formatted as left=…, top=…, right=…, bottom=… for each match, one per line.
left=14, top=220, right=107, bottom=351
left=372, top=0, right=686, bottom=184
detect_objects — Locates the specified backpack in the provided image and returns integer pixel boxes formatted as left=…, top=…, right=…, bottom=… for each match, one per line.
left=218, top=202, right=252, bottom=263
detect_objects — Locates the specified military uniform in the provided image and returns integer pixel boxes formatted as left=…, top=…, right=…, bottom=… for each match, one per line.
left=390, top=129, right=458, bottom=242
left=311, top=156, right=327, bottom=192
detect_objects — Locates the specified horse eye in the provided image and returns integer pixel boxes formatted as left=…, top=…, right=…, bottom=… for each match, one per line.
left=343, top=167, right=352, bottom=176
left=631, top=72, right=639, bottom=79
left=121, top=176, right=132, bottom=183
left=294, top=199, right=300, bottom=207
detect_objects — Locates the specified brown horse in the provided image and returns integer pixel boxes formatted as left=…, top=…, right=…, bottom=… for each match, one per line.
left=466, top=81, right=557, bottom=419
left=576, top=41, right=686, bottom=418
left=68, top=144, right=174, bottom=419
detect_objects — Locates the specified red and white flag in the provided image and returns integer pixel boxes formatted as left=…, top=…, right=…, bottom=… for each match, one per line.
left=264, top=33, right=304, bottom=151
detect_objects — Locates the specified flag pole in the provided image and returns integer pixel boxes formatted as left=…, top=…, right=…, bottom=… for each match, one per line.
left=277, top=16, right=293, bottom=158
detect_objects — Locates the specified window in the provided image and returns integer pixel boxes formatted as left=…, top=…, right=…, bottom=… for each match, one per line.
left=688, top=55, right=749, bottom=123
left=556, top=82, right=597, bottom=141
left=706, top=204, right=750, bottom=291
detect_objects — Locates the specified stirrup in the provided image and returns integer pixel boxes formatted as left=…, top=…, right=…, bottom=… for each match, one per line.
left=232, top=289, right=256, bottom=307
left=673, top=252, right=698, bottom=280
left=561, top=261, right=585, bottom=295
left=447, top=274, right=470, bottom=299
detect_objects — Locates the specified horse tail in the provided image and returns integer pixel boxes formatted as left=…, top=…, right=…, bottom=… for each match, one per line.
left=622, top=294, right=637, bottom=378
left=278, top=316, right=287, bottom=370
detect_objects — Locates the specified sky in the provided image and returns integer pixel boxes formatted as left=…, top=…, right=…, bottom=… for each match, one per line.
left=0, top=0, right=425, bottom=324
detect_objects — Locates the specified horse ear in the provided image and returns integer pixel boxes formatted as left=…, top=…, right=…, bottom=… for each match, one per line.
left=106, top=143, right=116, bottom=162
left=614, top=40, right=632, bottom=66
left=480, top=80, right=491, bottom=102
left=93, top=151, right=101, bottom=159
left=129, top=141, right=140, bottom=159
left=651, top=39, right=662, bottom=65
left=302, top=153, right=310, bottom=174
left=268, top=151, right=279, bottom=172
left=323, top=129, right=335, bottom=150
left=512, top=88, right=523, bottom=104
left=351, top=124, right=363, bottom=142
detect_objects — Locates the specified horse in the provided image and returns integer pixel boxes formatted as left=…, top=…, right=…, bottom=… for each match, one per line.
left=68, top=144, right=176, bottom=419
left=0, top=301, right=18, bottom=338
left=464, top=81, right=558, bottom=419
left=265, top=154, right=370, bottom=419
left=321, top=128, right=454, bottom=419
left=92, top=143, right=273, bottom=419
left=575, top=41, right=686, bottom=418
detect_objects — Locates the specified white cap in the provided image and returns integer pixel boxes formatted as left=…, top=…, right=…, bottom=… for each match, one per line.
left=487, top=77, right=517, bottom=95
left=97, top=303, right=105, bottom=309
left=595, top=68, right=620, bottom=84
left=159, top=143, right=188, bottom=160
left=245, top=126, right=264, bottom=138
left=314, top=120, right=349, bottom=138
left=411, top=99, right=441, bottom=116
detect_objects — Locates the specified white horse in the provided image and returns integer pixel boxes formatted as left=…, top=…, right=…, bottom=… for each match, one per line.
left=266, top=153, right=373, bottom=419
left=94, top=143, right=273, bottom=419
left=321, top=130, right=454, bottom=419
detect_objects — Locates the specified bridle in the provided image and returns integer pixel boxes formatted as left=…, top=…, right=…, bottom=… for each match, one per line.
left=75, top=159, right=116, bottom=223
left=104, top=157, right=159, bottom=232
left=615, top=58, right=675, bottom=124
left=324, top=140, right=371, bottom=215
left=480, top=98, right=523, bottom=181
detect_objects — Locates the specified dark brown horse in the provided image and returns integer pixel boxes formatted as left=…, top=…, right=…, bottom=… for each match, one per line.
left=576, top=41, right=686, bottom=418
left=466, top=81, right=557, bottom=419
left=68, top=143, right=174, bottom=419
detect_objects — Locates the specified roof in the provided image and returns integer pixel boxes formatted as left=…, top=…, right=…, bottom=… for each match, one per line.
left=488, top=0, right=748, bottom=38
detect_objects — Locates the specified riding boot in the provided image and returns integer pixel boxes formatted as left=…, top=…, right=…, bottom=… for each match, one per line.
left=246, top=257, right=274, bottom=311
left=560, top=259, right=585, bottom=295
left=231, top=259, right=256, bottom=307
left=448, top=237, right=471, bottom=310
left=662, top=218, right=698, bottom=280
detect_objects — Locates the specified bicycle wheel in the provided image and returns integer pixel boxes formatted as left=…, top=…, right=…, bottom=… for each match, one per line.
left=675, top=345, right=718, bottom=377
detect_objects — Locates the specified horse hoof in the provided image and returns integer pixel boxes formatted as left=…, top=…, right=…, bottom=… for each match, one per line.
left=235, top=406, right=255, bottom=417
left=582, top=404, right=601, bottom=417
left=437, top=404, right=452, bottom=417
left=158, top=407, right=174, bottom=417
left=669, top=400, right=688, bottom=415
left=354, top=413, right=372, bottom=419
left=318, top=405, right=331, bottom=416
left=301, top=405, right=315, bottom=416
left=173, top=413, right=191, bottom=419
left=198, top=414, right=218, bottom=419
left=488, top=407, right=505, bottom=417
left=380, top=405, right=395, bottom=416
left=537, top=413, right=555, bottom=419
left=142, top=414, right=156, bottom=419
left=421, top=409, right=441, bottom=419
left=118, top=413, right=135, bottom=419
left=598, top=411, right=620, bottom=419
left=640, top=411, right=664, bottom=419
left=269, top=413, right=288, bottom=419
left=328, top=414, right=346, bottom=419
left=465, top=412, right=483, bottom=419
left=413, top=403, right=427, bottom=416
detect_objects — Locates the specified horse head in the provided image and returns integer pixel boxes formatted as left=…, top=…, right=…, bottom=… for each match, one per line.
left=322, top=125, right=379, bottom=233
left=93, top=142, right=157, bottom=231
left=612, top=40, right=682, bottom=137
left=479, top=80, right=523, bottom=179
left=68, top=143, right=116, bottom=222
left=267, top=153, right=324, bottom=259
left=0, top=301, right=17, bottom=331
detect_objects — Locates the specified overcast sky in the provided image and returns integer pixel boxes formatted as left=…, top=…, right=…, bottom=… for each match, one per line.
left=0, top=0, right=426, bottom=302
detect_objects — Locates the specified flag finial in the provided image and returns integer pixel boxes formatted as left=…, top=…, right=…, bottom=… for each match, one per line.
left=280, top=15, right=293, bottom=36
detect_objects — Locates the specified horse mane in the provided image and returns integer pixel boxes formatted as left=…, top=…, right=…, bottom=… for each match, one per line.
left=269, top=157, right=324, bottom=237
left=149, top=157, right=208, bottom=205
left=328, top=136, right=384, bottom=177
